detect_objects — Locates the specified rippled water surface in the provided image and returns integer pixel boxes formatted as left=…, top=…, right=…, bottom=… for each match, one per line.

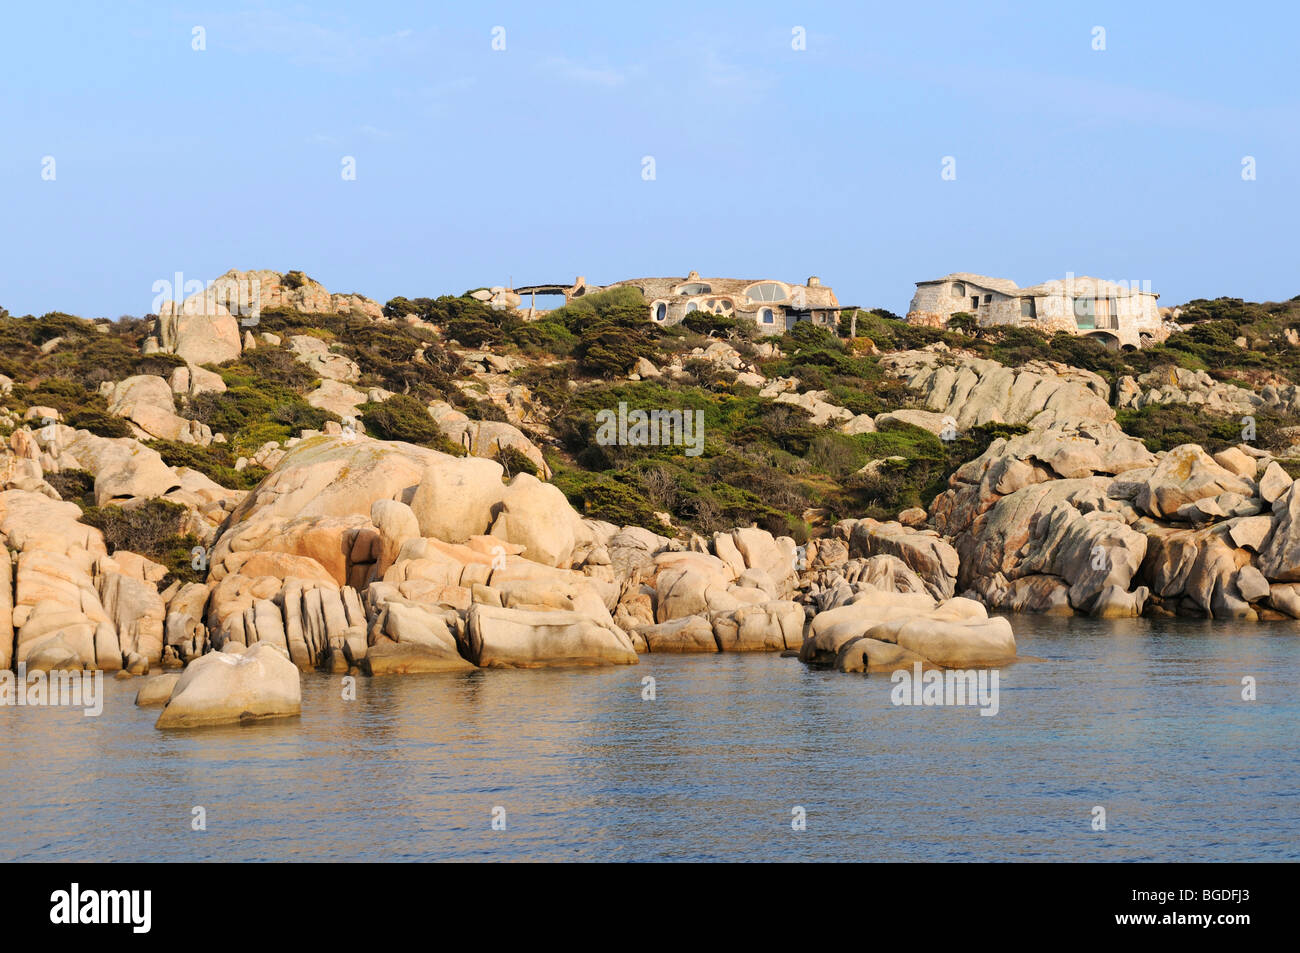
left=3, top=615, right=1297, bottom=861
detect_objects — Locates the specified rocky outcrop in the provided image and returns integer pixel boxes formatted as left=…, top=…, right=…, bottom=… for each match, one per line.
left=0, top=546, right=12, bottom=670
left=305, top=380, right=369, bottom=420
left=103, top=375, right=213, bottom=445
left=170, top=363, right=227, bottom=398
left=427, top=401, right=549, bottom=477
left=881, top=348, right=1114, bottom=430
left=134, top=673, right=181, bottom=707
left=799, top=590, right=1015, bottom=672
left=221, top=435, right=439, bottom=529
left=463, top=603, right=637, bottom=668
left=487, top=473, right=584, bottom=568
left=409, top=455, right=506, bottom=544
left=846, top=519, right=959, bottom=599
left=157, top=308, right=242, bottom=366
left=155, top=642, right=301, bottom=729
left=1133, top=445, right=1256, bottom=519
left=1116, top=365, right=1290, bottom=417
left=288, top=335, right=361, bottom=383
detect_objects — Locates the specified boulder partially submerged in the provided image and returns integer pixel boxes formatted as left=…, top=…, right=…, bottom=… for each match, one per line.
left=155, top=642, right=301, bottom=729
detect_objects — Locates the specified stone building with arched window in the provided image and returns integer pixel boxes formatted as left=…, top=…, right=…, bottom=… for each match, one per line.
left=905, top=272, right=1165, bottom=348
left=520, top=271, right=843, bottom=336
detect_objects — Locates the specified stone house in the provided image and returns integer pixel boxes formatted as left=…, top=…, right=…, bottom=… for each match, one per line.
left=515, top=272, right=842, bottom=336
left=906, top=273, right=1164, bottom=348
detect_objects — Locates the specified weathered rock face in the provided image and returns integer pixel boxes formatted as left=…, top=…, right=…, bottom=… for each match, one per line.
left=1258, top=461, right=1292, bottom=504
left=846, top=519, right=959, bottom=599
left=0, top=546, right=13, bottom=670
left=798, top=590, right=1015, bottom=671
left=931, top=424, right=1154, bottom=544
left=104, top=375, right=213, bottom=445
left=2, top=491, right=111, bottom=670
left=1013, top=503, right=1148, bottom=614
left=98, top=571, right=165, bottom=665
left=161, top=269, right=383, bottom=327
left=651, top=551, right=736, bottom=623
left=222, top=435, right=440, bottom=530
left=155, top=642, right=301, bottom=729
left=488, top=473, right=583, bottom=568
left=157, top=309, right=242, bottom=366
left=210, top=514, right=379, bottom=589
left=206, top=571, right=366, bottom=671
left=364, top=598, right=476, bottom=675
left=1134, top=445, right=1257, bottom=519
left=370, top=499, right=420, bottom=578
left=288, top=335, right=361, bottom=383
left=165, top=583, right=210, bottom=665
left=710, top=601, right=804, bottom=652
left=772, top=389, right=853, bottom=427
left=638, top=615, right=718, bottom=653
left=170, top=363, right=227, bottom=398
left=134, top=673, right=181, bottom=707
left=463, top=603, right=637, bottom=668
left=606, top=526, right=670, bottom=580
left=1256, top=479, right=1300, bottom=581
left=1116, top=365, right=1283, bottom=417
left=881, top=349, right=1114, bottom=430
left=1138, top=520, right=1257, bottom=620
left=427, top=401, right=550, bottom=477
left=57, top=429, right=183, bottom=505
left=409, top=456, right=506, bottom=544
left=305, top=380, right=369, bottom=420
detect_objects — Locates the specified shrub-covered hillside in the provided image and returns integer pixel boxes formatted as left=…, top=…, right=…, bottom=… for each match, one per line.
left=5, top=277, right=1300, bottom=564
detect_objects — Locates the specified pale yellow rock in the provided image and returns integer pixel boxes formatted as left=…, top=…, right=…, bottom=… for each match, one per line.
left=156, top=642, right=301, bottom=729
left=134, top=673, right=181, bottom=707
left=465, top=603, right=637, bottom=668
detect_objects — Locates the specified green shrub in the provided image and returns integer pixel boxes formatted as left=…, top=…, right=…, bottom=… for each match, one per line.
left=145, top=439, right=268, bottom=489
left=545, top=287, right=660, bottom=378
left=66, top=410, right=134, bottom=439
left=359, top=394, right=465, bottom=454
left=550, top=467, right=662, bottom=531
left=45, top=468, right=95, bottom=506
left=494, top=444, right=540, bottom=478
left=81, top=500, right=204, bottom=583
left=513, top=318, right=576, bottom=355
left=1116, top=405, right=1292, bottom=454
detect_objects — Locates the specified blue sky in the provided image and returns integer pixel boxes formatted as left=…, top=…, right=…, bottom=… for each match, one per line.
left=3, top=0, right=1297, bottom=318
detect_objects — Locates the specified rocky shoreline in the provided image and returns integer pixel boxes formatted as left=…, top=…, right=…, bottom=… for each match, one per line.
left=5, top=272, right=1300, bottom=730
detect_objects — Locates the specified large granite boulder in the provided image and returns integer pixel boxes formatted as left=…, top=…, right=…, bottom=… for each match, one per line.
left=155, top=642, right=301, bottom=729
left=157, top=293, right=242, bottom=366
left=847, top=519, right=959, bottom=599
left=409, top=455, right=506, bottom=544
left=1134, top=445, right=1256, bottom=519
left=463, top=603, right=637, bottom=668
left=880, top=350, right=1114, bottom=430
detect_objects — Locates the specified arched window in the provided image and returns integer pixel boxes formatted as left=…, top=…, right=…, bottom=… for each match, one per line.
left=685, top=301, right=700, bottom=313
left=953, top=282, right=966, bottom=298
left=677, top=282, right=712, bottom=295
left=746, top=282, right=786, bottom=303
left=654, top=302, right=667, bottom=322
left=760, top=308, right=775, bottom=325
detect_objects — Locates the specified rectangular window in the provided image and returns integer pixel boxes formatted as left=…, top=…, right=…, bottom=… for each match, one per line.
left=972, top=296, right=980, bottom=309
left=1074, top=297, right=1096, bottom=330
left=1021, top=298, right=1036, bottom=318
left=1106, top=298, right=1120, bottom=328
left=984, top=294, right=992, bottom=304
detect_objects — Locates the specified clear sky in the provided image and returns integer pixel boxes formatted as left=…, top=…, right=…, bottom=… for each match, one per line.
left=3, top=0, right=1297, bottom=319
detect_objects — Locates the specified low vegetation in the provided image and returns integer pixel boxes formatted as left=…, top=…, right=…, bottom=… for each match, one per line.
left=5, top=281, right=1300, bottom=540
